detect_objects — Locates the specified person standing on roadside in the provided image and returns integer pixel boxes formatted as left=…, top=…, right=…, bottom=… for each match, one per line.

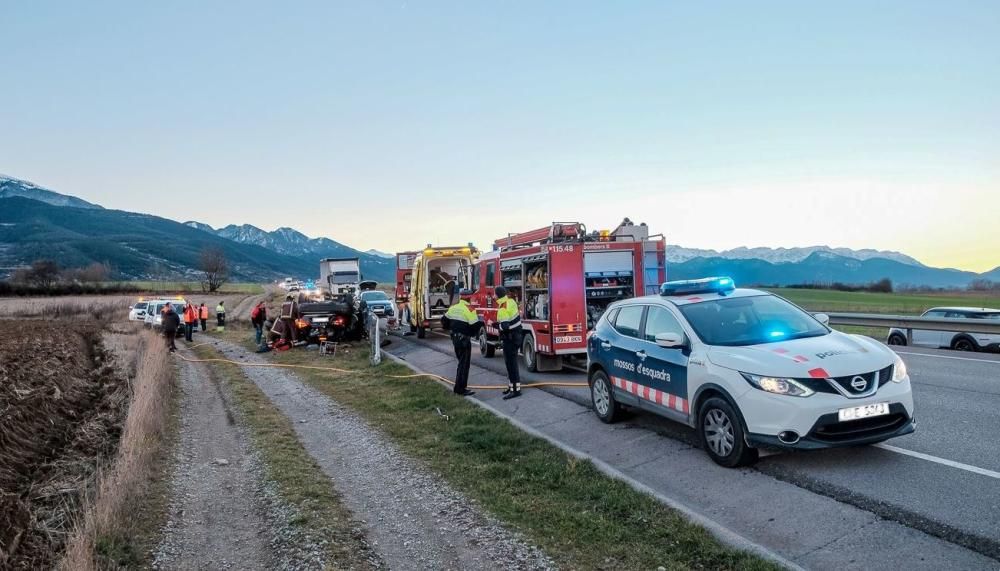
left=278, top=295, right=299, bottom=343
left=440, top=288, right=483, bottom=396
left=183, top=301, right=197, bottom=342
left=199, top=302, right=209, bottom=331
left=250, top=300, right=267, bottom=345
left=216, top=300, right=226, bottom=331
left=494, top=286, right=523, bottom=400
left=162, top=302, right=180, bottom=352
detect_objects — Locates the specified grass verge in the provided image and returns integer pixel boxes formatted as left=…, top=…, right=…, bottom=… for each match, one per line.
left=249, top=342, right=778, bottom=571
left=766, top=287, right=1000, bottom=314
left=59, top=329, right=179, bottom=570
left=191, top=344, right=380, bottom=570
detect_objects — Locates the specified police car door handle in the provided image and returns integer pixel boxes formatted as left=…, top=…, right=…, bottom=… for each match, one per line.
left=600, top=341, right=612, bottom=350
left=636, top=350, right=647, bottom=360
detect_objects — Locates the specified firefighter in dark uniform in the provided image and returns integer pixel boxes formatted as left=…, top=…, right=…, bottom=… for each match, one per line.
left=494, top=286, right=523, bottom=400
left=440, top=288, right=482, bottom=396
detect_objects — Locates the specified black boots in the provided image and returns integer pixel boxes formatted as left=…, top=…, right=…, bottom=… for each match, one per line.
left=502, top=388, right=522, bottom=400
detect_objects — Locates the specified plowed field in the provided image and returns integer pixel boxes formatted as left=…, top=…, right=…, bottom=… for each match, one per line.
left=0, top=320, right=130, bottom=569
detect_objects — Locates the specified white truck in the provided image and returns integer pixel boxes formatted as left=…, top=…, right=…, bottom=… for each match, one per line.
left=320, top=257, right=363, bottom=296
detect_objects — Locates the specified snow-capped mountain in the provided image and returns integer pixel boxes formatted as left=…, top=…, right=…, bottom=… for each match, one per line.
left=182, top=221, right=395, bottom=281
left=183, top=221, right=216, bottom=233
left=665, top=245, right=924, bottom=267
left=0, top=174, right=102, bottom=209
left=365, top=249, right=394, bottom=259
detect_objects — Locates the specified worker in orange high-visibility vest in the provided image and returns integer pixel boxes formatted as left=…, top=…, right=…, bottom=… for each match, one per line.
left=199, top=303, right=209, bottom=331
left=183, top=302, right=197, bottom=342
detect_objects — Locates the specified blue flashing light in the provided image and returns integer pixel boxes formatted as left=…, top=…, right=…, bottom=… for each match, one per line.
left=768, top=330, right=787, bottom=338
left=660, top=276, right=737, bottom=297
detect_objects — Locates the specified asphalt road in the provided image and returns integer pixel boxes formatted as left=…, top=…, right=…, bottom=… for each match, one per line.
left=392, top=330, right=1000, bottom=563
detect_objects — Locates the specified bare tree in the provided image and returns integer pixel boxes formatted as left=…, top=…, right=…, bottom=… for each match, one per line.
left=16, top=259, right=61, bottom=288
left=199, top=247, right=229, bottom=292
left=968, top=278, right=996, bottom=292
left=70, top=262, right=111, bottom=283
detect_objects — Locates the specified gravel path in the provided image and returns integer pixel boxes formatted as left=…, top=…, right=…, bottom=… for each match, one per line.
left=153, top=350, right=324, bottom=570
left=231, top=291, right=270, bottom=322
left=211, top=339, right=556, bottom=571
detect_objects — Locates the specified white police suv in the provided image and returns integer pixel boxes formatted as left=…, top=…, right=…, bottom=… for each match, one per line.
left=587, top=277, right=914, bottom=468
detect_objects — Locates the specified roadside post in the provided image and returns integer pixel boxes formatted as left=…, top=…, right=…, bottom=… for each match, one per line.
left=369, top=309, right=381, bottom=366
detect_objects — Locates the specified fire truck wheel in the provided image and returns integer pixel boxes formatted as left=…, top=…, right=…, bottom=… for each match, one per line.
left=522, top=334, right=539, bottom=372
left=417, top=326, right=427, bottom=339
left=479, top=331, right=495, bottom=357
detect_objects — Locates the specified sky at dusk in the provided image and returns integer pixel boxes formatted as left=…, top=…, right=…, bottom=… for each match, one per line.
left=2, top=1, right=997, bottom=271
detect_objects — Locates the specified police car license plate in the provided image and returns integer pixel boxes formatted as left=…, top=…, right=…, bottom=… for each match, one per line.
left=838, top=402, right=889, bottom=422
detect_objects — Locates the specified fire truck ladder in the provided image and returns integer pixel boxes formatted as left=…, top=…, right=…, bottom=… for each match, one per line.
left=643, top=233, right=667, bottom=295
left=494, top=222, right=587, bottom=251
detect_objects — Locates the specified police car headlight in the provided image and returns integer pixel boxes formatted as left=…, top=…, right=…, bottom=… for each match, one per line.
left=742, top=373, right=814, bottom=397
left=891, top=354, right=907, bottom=383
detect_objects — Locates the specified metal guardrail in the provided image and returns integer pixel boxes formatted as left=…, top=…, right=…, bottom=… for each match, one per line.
left=822, top=312, right=1000, bottom=344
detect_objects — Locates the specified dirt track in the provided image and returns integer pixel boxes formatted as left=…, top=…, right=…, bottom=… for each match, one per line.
left=209, top=339, right=555, bottom=571
left=152, top=354, right=276, bottom=570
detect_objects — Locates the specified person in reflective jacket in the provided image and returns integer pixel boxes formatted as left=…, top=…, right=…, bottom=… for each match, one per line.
left=440, top=288, right=483, bottom=396
left=494, top=286, right=523, bottom=400
left=215, top=301, right=226, bottom=330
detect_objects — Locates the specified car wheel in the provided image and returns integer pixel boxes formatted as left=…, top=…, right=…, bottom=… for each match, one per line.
left=698, top=397, right=758, bottom=468
left=951, top=336, right=978, bottom=352
left=417, top=326, right=426, bottom=339
left=887, top=333, right=907, bottom=346
left=590, top=370, right=620, bottom=423
left=479, top=331, right=495, bottom=357
left=522, top=334, right=538, bottom=372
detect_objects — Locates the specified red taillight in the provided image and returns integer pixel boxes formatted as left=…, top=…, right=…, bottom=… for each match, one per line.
left=333, top=316, right=346, bottom=326
left=295, top=318, right=310, bottom=329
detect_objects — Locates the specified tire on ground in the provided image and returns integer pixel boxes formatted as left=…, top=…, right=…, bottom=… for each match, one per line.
left=697, top=396, right=759, bottom=468
left=589, top=369, right=620, bottom=423
left=951, top=335, right=978, bottom=352
left=479, top=331, right=495, bottom=358
left=522, top=333, right=538, bottom=372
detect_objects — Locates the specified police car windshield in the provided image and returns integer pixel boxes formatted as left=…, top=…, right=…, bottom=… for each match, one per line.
left=678, top=294, right=828, bottom=347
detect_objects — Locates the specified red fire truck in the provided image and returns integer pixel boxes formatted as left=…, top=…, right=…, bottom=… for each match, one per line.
left=394, top=251, right=418, bottom=305
left=469, top=219, right=666, bottom=371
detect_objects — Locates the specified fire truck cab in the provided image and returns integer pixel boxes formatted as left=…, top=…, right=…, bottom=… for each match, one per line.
left=470, top=219, right=666, bottom=372
left=406, top=244, right=479, bottom=338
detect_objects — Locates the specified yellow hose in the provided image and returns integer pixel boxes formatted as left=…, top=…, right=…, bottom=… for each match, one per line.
left=178, top=346, right=589, bottom=390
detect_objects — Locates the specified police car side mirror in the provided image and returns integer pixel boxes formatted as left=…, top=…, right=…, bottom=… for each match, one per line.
left=654, top=332, right=685, bottom=348
left=814, top=313, right=830, bottom=326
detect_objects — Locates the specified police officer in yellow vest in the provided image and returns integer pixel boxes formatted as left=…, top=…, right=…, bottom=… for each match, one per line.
left=440, top=288, right=483, bottom=396
left=494, top=286, right=523, bottom=400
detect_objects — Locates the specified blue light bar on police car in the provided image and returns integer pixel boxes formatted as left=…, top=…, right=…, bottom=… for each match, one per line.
left=660, top=276, right=736, bottom=296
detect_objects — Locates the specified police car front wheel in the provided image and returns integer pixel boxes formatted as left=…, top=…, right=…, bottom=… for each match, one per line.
left=697, top=397, right=758, bottom=468
left=589, top=370, right=621, bottom=423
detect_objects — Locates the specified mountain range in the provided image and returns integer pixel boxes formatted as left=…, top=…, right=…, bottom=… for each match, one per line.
left=0, top=174, right=997, bottom=287
left=0, top=175, right=392, bottom=281
left=665, top=245, right=923, bottom=267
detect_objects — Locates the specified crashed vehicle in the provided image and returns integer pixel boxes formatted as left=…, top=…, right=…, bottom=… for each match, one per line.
left=293, top=281, right=388, bottom=344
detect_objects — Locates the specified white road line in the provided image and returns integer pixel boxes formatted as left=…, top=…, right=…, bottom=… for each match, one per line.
left=875, top=444, right=1000, bottom=480
left=895, top=351, right=1000, bottom=365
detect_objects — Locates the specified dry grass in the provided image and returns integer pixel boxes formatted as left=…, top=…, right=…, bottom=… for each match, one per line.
left=0, top=296, right=134, bottom=320
left=59, top=328, right=178, bottom=570
left=0, top=293, right=256, bottom=323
